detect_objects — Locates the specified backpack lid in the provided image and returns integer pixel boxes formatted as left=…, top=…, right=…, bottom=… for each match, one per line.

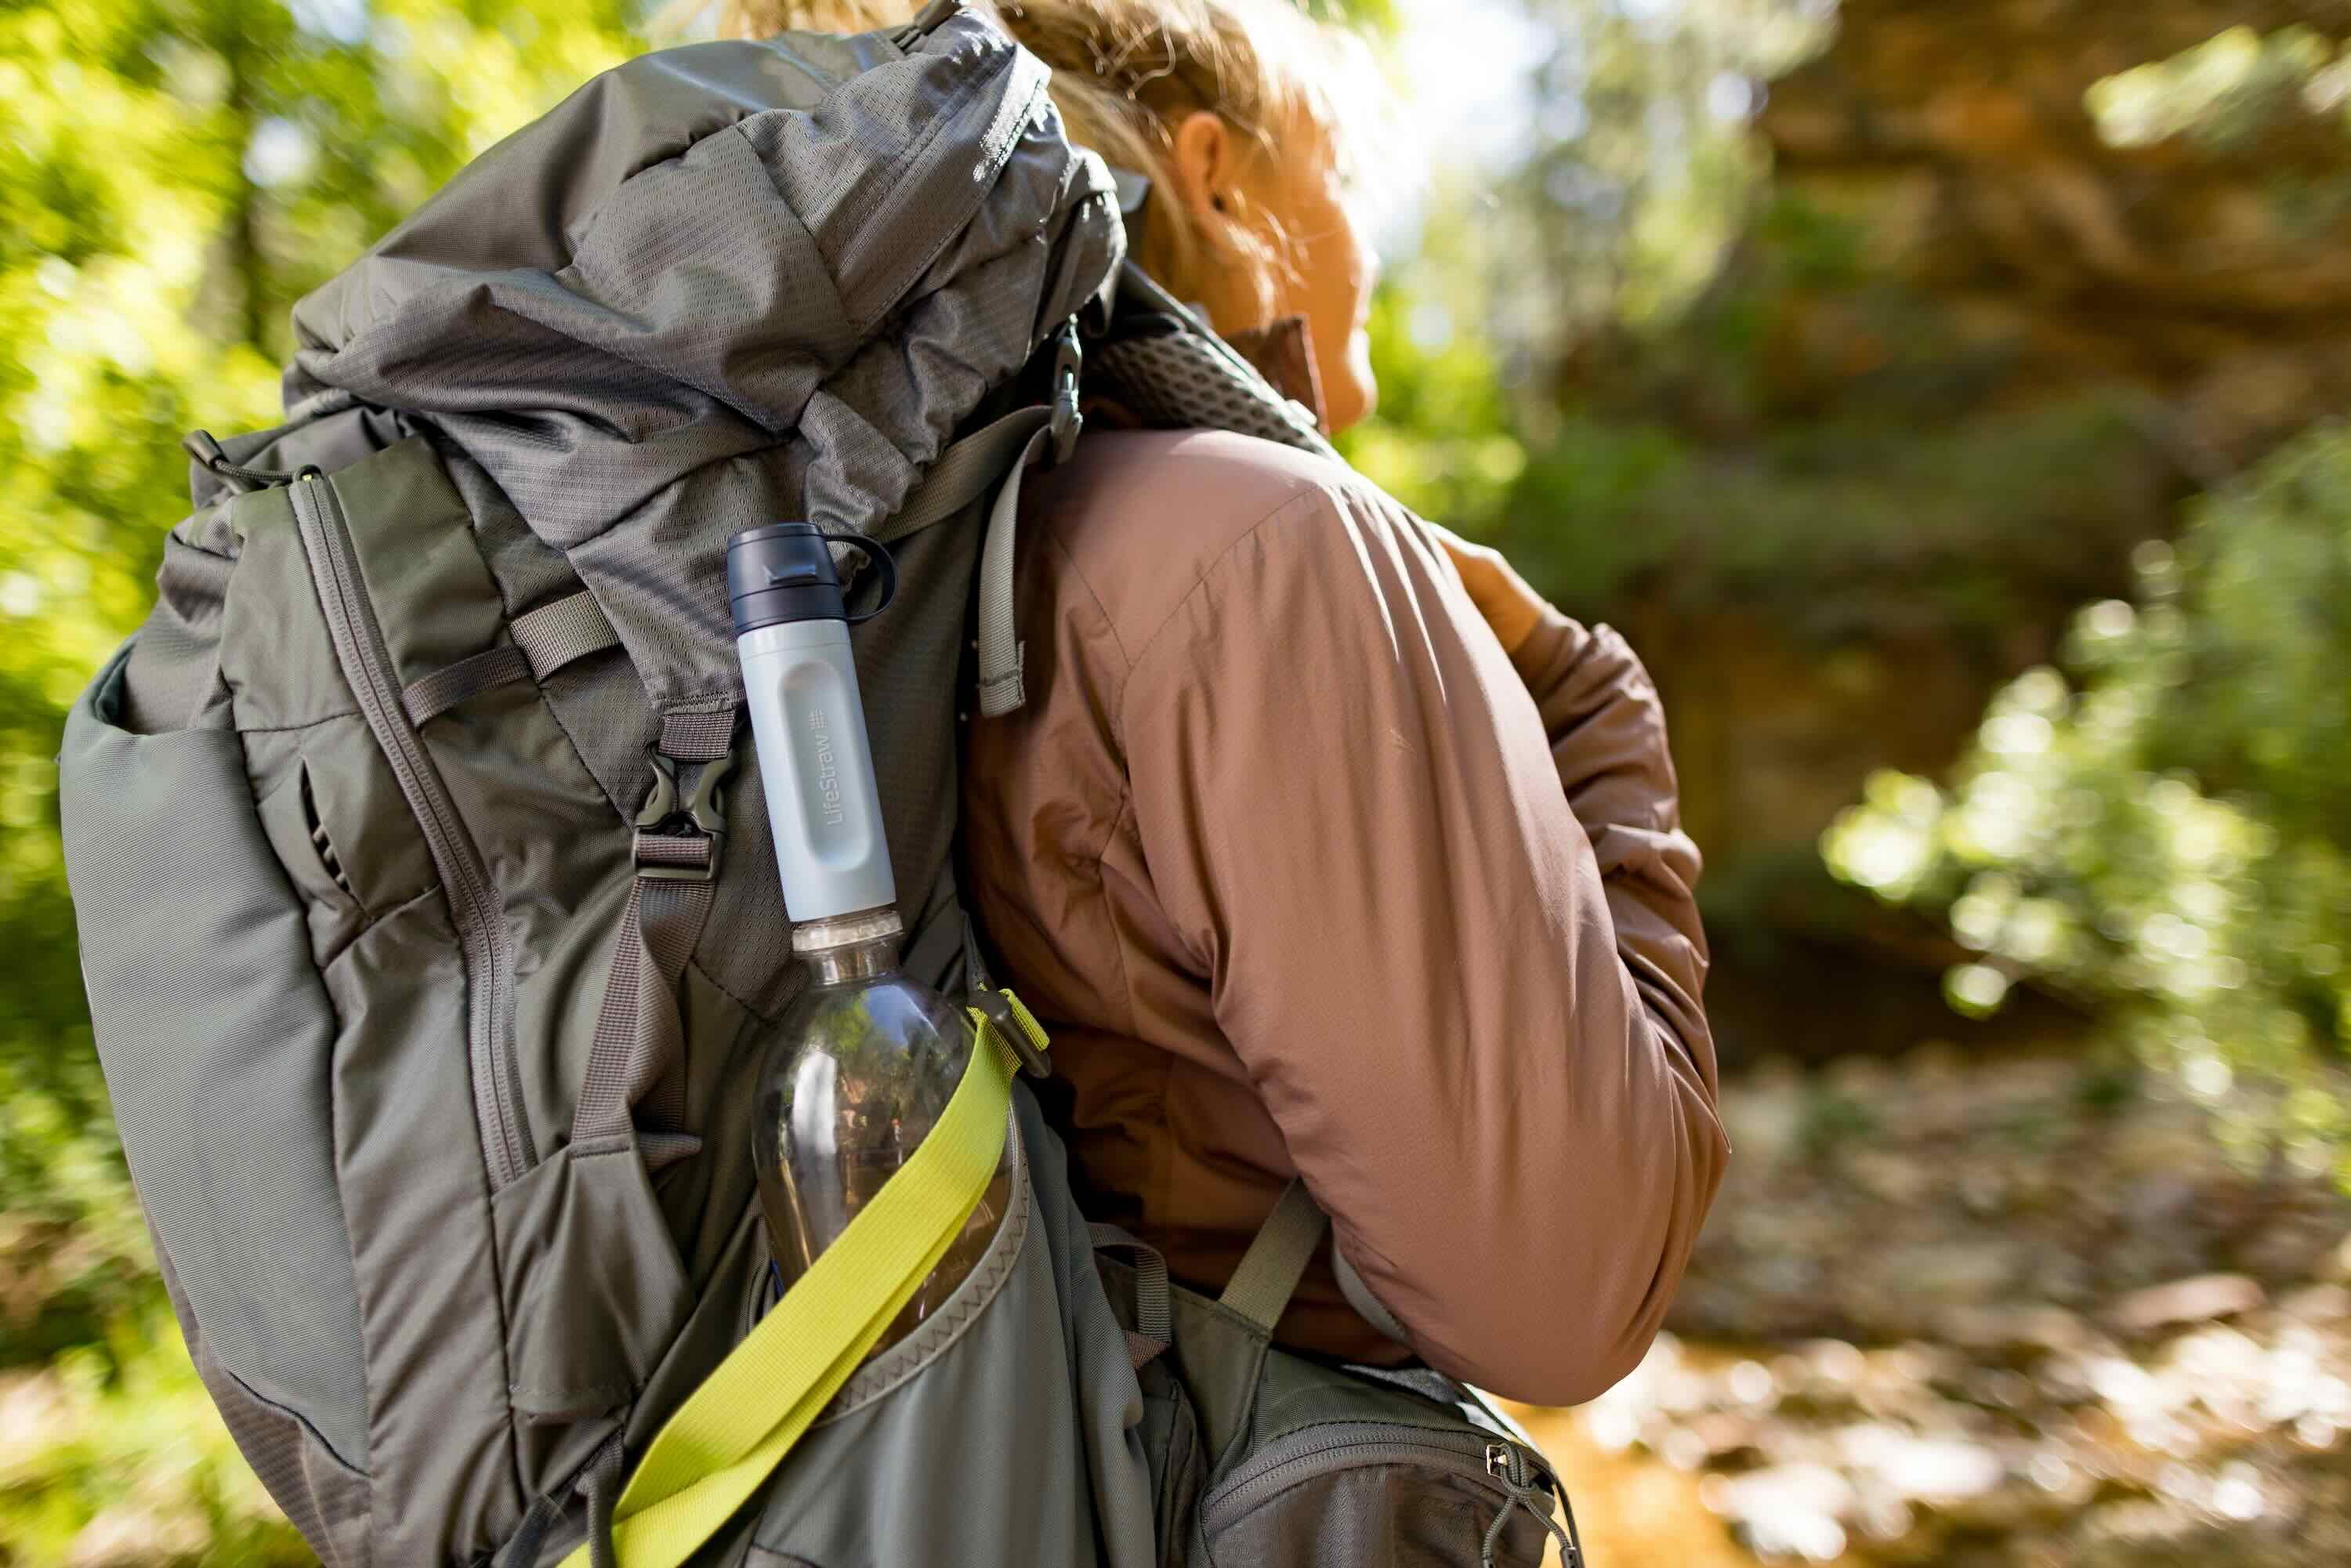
left=281, top=11, right=1123, bottom=708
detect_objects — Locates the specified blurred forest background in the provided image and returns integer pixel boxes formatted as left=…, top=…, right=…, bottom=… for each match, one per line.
left=5, top=0, right=2351, bottom=1561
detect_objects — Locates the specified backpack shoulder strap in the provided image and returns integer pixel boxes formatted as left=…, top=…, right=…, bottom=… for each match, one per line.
left=1215, top=1180, right=1330, bottom=1334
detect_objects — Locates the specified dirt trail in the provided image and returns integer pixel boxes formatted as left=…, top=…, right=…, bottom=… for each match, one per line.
left=1495, top=1049, right=2351, bottom=1566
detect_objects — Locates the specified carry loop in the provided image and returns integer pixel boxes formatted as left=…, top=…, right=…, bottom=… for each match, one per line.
left=556, top=1002, right=1032, bottom=1568
left=973, top=423, right=1052, bottom=719
left=1089, top=1224, right=1173, bottom=1367
left=572, top=714, right=739, bottom=1165
left=1219, top=1178, right=1329, bottom=1333
left=825, top=531, right=898, bottom=624
left=969, top=313, right=1086, bottom=719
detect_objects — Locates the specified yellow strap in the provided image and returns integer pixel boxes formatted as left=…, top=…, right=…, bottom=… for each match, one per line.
left=556, top=992, right=1048, bottom=1567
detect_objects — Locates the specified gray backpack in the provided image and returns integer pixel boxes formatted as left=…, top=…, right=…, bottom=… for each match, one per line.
left=56, top=7, right=1578, bottom=1565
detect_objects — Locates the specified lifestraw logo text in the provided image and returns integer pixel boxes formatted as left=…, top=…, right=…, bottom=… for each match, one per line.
left=807, top=708, right=844, bottom=826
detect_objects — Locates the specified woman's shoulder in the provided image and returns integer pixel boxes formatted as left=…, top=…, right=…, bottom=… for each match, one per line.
left=1021, top=427, right=1389, bottom=657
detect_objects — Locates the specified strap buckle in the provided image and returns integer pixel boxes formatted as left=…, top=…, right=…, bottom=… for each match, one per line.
left=1049, top=317, right=1083, bottom=465
left=973, top=987, right=1053, bottom=1079
left=893, top=0, right=961, bottom=45
left=633, top=744, right=737, bottom=882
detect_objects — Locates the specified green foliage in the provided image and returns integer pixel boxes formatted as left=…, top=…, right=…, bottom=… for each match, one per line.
left=0, top=1307, right=314, bottom=1565
left=6, top=0, right=2342, bottom=1550
left=1395, top=371, right=2161, bottom=645
left=1495, top=0, right=1831, bottom=355
left=1, top=0, right=641, bottom=1552
left=1825, top=425, right=2351, bottom=1179
left=1338, top=223, right=1527, bottom=534
left=2086, top=24, right=2351, bottom=153
left=2074, top=1058, right=2143, bottom=1117
left=1346, top=177, right=2168, bottom=645
left=1588, top=392, right=2155, bottom=625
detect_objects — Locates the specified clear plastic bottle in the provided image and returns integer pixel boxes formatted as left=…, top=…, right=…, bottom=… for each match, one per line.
left=729, top=521, right=1007, bottom=1349
left=749, top=907, right=1010, bottom=1346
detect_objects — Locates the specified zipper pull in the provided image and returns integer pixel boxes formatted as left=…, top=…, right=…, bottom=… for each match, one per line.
left=1483, top=1441, right=1581, bottom=1568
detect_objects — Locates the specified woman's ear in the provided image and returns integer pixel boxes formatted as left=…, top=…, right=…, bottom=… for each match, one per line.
left=1169, top=109, right=1233, bottom=223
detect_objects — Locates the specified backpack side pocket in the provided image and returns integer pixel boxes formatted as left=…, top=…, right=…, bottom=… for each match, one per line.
left=747, top=1088, right=1157, bottom=1568
left=59, top=646, right=374, bottom=1480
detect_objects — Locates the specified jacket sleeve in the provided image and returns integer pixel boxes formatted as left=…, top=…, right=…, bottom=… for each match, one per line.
left=1117, top=476, right=1727, bottom=1407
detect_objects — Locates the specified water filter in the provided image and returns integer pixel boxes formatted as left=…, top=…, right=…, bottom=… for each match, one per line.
left=727, top=523, right=899, bottom=922
left=729, top=521, right=1009, bottom=1338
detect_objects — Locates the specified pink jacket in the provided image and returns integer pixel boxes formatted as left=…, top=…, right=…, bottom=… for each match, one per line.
left=962, top=427, right=1726, bottom=1404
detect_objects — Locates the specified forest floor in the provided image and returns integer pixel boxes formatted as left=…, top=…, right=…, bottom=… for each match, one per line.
left=1510, top=1045, right=2351, bottom=1566
left=16, top=1045, right=2351, bottom=1565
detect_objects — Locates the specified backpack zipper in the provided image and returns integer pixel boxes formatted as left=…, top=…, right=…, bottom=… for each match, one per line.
left=291, top=469, right=536, bottom=1189
left=1197, top=1420, right=1537, bottom=1539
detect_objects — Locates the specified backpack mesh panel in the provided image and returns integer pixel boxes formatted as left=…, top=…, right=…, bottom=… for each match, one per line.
left=1092, top=331, right=1337, bottom=462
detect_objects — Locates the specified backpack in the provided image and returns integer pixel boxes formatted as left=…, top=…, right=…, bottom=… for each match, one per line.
left=56, top=6, right=1581, bottom=1564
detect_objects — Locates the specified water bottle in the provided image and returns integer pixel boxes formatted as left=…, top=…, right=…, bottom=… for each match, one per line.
left=729, top=523, right=1009, bottom=1346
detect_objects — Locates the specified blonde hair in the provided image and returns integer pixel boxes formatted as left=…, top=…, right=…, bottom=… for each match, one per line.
left=714, top=0, right=1381, bottom=330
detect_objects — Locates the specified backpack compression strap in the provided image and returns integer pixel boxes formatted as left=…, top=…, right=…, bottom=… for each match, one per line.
left=556, top=990, right=1049, bottom=1568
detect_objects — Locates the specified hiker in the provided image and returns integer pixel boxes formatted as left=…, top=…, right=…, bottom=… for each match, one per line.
left=737, top=0, right=1730, bottom=1411
left=62, top=1, right=1724, bottom=1559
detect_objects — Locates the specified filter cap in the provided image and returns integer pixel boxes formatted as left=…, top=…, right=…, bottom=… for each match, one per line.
left=726, top=523, right=897, bottom=636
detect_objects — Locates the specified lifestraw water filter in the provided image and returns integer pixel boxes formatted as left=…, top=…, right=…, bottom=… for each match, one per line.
left=728, top=521, right=1009, bottom=1342
left=726, top=522, right=900, bottom=923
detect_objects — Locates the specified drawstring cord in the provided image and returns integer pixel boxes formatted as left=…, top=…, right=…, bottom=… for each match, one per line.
left=1480, top=1447, right=1583, bottom=1568
left=495, top=1429, right=627, bottom=1568
left=582, top=1431, right=627, bottom=1568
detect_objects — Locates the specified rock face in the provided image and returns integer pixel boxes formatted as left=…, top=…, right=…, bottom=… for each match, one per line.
left=1545, top=2, right=2351, bottom=1064
left=1759, top=0, right=2351, bottom=475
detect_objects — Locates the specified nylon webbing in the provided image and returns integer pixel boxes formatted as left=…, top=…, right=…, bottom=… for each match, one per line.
left=659, top=709, right=734, bottom=762
left=399, top=588, right=621, bottom=725
left=573, top=712, right=737, bottom=1157
left=572, top=875, right=711, bottom=1152
left=878, top=405, right=1054, bottom=543
left=1219, top=1178, right=1329, bottom=1333
left=512, top=590, right=621, bottom=677
left=403, top=645, right=530, bottom=726
left=975, top=424, right=1052, bottom=718
left=556, top=1010, right=1024, bottom=1568
left=581, top=1432, right=626, bottom=1568
left=1089, top=1222, right=1172, bottom=1367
